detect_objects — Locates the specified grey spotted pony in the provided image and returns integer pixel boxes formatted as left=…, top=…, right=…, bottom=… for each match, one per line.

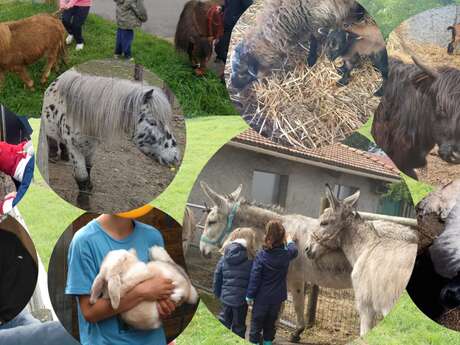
left=41, top=69, right=179, bottom=207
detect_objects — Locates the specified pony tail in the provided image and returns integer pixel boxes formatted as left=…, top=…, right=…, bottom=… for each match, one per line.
left=0, top=23, right=12, bottom=52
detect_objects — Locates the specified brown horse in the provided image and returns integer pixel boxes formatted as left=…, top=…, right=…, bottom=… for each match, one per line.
left=0, top=14, right=66, bottom=90
left=175, top=0, right=224, bottom=76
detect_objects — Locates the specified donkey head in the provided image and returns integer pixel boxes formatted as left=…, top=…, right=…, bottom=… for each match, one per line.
left=199, top=181, right=242, bottom=258
left=411, top=56, right=460, bottom=164
left=134, top=88, right=180, bottom=166
left=305, top=184, right=360, bottom=259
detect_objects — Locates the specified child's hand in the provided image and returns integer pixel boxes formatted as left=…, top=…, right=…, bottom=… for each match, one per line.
left=286, top=233, right=293, bottom=243
left=157, top=298, right=176, bottom=318
left=136, top=276, right=174, bottom=301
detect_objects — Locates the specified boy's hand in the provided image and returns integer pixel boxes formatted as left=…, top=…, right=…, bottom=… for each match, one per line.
left=136, top=276, right=174, bottom=301
left=286, top=233, right=293, bottom=243
left=157, top=299, right=176, bottom=318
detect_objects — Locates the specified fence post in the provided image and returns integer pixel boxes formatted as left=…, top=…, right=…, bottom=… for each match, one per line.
left=134, top=64, right=144, bottom=81
left=306, top=197, right=329, bottom=328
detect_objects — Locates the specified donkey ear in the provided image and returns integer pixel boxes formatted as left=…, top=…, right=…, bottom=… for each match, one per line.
left=229, top=184, right=243, bottom=200
left=411, top=55, right=439, bottom=92
left=200, top=181, right=227, bottom=209
left=325, top=184, right=339, bottom=210
left=343, top=190, right=360, bottom=208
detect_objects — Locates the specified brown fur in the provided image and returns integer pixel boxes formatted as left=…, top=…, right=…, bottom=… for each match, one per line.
left=371, top=57, right=460, bottom=179
left=344, top=22, right=385, bottom=56
left=174, top=0, right=223, bottom=74
left=0, top=14, right=66, bottom=90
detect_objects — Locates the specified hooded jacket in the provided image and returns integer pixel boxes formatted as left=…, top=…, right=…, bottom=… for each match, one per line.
left=114, top=0, right=148, bottom=30
left=213, top=239, right=254, bottom=307
left=246, top=241, right=298, bottom=304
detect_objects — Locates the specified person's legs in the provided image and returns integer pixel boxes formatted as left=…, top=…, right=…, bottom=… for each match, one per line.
left=231, top=304, right=248, bottom=339
left=61, top=8, right=74, bottom=37
left=215, top=29, right=232, bottom=63
left=0, top=309, right=39, bottom=330
left=249, top=302, right=266, bottom=344
left=71, top=6, right=90, bottom=45
left=217, top=304, right=233, bottom=330
left=261, top=303, right=282, bottom=343
left=123, top=29, right=134, bottom=58
left=115, top=28, right=123, bottom=56
left=0, top=320, right=79, bottom=345
left=12, top=157, right=34, bottom=207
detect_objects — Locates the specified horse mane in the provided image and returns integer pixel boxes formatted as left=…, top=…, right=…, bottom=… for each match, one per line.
left=55, top=69, right=172, bottom=140
left=0, top=23, right=12, bottom=52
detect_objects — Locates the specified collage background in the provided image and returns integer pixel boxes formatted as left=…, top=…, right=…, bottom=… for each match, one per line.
left=0, top=0, right=459, bottom=344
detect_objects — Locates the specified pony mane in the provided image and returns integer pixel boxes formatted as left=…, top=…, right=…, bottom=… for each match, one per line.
left=55, top=69, right=172, bottom=140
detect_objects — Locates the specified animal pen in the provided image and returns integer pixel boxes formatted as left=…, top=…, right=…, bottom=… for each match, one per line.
left=186, top=201, right=417, bottom=344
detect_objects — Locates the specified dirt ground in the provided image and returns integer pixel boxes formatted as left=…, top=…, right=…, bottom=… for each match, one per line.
left=39, top=59, right=186, bottom=213
left=186, top=246, right=360, bottom=345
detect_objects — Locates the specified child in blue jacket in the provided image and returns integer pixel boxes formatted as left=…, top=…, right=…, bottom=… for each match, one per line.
left=213, top=228, right=255, bottom=338
left=246, top=220, right=298, bottom=345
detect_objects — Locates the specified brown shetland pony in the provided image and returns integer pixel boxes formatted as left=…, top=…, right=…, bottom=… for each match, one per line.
left=175, top=0, right=224, bottom=76
left=0, top=14, right=66, bottom=90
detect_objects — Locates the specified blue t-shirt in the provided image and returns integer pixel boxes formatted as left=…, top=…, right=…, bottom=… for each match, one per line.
left=65, top=219, right=167, bottom=345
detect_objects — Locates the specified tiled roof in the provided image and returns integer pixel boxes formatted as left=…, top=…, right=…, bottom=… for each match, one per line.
left=231, top=129, right=401, bottom=180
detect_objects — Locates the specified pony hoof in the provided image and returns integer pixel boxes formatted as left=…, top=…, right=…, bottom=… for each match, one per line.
left=195, top=68, right=206, bottom=77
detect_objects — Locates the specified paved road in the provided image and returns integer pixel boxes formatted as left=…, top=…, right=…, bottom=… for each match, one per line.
left=91, top=0, right=190, bottom=39
left=406, top=5, right=460, bottom=47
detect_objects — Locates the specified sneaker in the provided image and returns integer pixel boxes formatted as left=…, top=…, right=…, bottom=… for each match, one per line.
left=65, top=35, right=74, bottom=45
left=76, top=43, right=84, bottom=51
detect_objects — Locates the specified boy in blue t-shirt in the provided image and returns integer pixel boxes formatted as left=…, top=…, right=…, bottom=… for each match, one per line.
left=65, top=214, right=176, bottom=345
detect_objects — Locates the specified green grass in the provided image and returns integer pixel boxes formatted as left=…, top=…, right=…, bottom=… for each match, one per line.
left=0, top=1, right=235, bottom=117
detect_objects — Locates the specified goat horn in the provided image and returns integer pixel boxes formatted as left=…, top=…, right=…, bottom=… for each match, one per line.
left=412, top=55, right=439, bottom=79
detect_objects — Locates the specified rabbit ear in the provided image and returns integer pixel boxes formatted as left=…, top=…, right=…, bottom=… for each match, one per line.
left=89, top=273, right=105, bottom=305
left=107, top=275, right=122, bottom=309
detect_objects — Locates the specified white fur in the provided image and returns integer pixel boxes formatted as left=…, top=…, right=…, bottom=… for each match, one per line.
left=90, top=246, right=198, bottom=330
left=430, top=196, right=460, bottom=279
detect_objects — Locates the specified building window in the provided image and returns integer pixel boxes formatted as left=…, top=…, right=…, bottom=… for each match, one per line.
left=334, top=184, right=359, bottom=200
left=251, top=170, right=288, bottom=206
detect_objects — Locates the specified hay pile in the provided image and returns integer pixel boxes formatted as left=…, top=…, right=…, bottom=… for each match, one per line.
left=226, top=0, right=382, bottom=149
left=241, top=59, right=381, bottom=148
left=437, top=308, right=460, bottom=331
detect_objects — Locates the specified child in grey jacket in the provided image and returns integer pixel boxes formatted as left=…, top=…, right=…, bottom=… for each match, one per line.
left=113, top=0, right=148, bottom=60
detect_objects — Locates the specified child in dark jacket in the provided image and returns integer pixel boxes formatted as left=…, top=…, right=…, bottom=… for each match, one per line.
left=113, top=0, right=148, bottom=60
left=246, top=220, right=298, bottom=345
left=213, top=228, right=256, bottom=338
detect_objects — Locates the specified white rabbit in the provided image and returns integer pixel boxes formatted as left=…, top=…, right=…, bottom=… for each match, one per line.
left=89, top=246, right=199, bottom=330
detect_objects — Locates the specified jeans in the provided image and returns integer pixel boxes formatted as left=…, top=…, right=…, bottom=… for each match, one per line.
left=249, top=302, right=282, bottom=343
left=62, top=6, right=90, bottom=44
left=115, top=28, right=135, bottom=58
left=0, top=309, right=78, bottom=345
left=218, top=303, right=248, bottom=338
left=13, top=156, right=34, bottom=207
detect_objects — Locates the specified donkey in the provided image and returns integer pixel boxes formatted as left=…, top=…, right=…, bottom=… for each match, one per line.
left=371, top=56, right=460, bottom=179
left=198, top=181, right=352, bottom=342
left=0, top=14, right=66, bottom=90
left=182, top=206, right=197, bottom=256
left=42, top=69, right=180, bottom=208
left=304, top=185, right=418, bottom=336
